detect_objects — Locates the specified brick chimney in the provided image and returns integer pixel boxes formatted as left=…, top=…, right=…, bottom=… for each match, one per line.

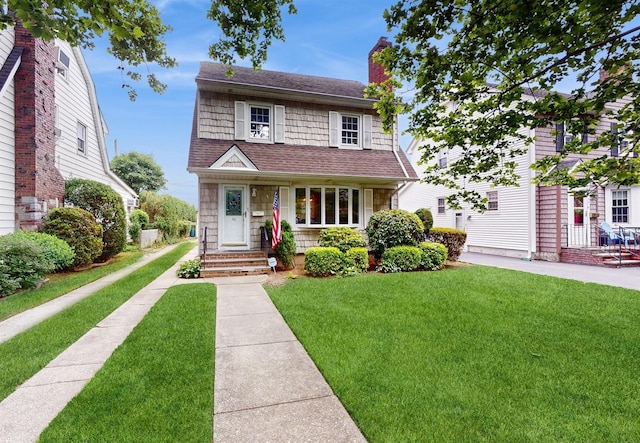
left=368, top=36, right=392, bottom=85
left=14, top=23, right=65, bottom=231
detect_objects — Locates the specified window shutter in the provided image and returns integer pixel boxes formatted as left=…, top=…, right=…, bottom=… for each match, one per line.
left=611, top=122, right=619, bottom=157
left=364, top=189, right=374, bottom=226
left=329, top=111, right=340, bottom=147
left=235, top=101, right=246, bottom=140
left=363, top=114, right=373, bottom=149
left=279, top=186, right=290, bottom=223
left=555, top=122, right=564, bottom=152
left=274, top=105, right=285, bottom=143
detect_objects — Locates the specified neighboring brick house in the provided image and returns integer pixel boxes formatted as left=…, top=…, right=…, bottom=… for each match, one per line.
left=188, top=38, right=418, bottom=261
left=400, top=87, right=639, bottom=264
left=0, top=23, right=137, bottom=235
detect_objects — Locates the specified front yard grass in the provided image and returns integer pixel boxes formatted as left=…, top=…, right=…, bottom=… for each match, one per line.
left=267, top=266, right=640, bottom=442
left=0, top=241, right=195, bottom=401
left=40, top=283, right=216, bottom=442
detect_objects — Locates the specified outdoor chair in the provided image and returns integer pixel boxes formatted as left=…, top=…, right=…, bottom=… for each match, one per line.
left=600, top=222, right=637, bottom=247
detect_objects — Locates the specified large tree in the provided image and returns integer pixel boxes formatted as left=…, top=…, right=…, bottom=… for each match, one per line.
left=110, top=151, right=166, bottom=194
left=368, top=0, right=640, bottom=210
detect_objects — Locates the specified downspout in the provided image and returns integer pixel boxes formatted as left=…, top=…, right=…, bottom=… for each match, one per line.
left=525, top=127, right=536, bottom=261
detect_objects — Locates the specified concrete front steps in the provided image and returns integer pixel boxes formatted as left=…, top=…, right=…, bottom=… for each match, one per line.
left=200, top=250, right=271, bottom=277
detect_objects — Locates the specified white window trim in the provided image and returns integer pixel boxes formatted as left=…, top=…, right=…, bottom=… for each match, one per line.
left=437, top=197, right=446, bottom=214
left=55, top=47, right=70, bottom=80
left=329, top=111, right=372, bottom=149
left=293, top=186, right=363, bottom=228
left=611, top=189, right=630, bottom=224
left=77, top=122, right=87, bottom=155
left=487, top=190, right=499, bottom=211
left=234, top=101, right=285, bottom=144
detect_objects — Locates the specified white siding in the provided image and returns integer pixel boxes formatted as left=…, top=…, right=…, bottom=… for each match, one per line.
left=0, top=28, right=15, bottom=235
left=399, top=134, right=535, bottom=258
left=54, top=41, right=136, bottom=209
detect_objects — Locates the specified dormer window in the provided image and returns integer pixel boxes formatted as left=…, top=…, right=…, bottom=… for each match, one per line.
left=329, top=112, right=372, bottom=149
left=341, top=115, right=359, bottom=145
left=235, top=101, right=285, bottom=143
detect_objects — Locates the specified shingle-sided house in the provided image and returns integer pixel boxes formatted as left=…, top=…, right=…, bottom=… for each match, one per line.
left=400, top=86, right=639, bottom=266
left=0, top=23, right=137, bottom=235
left=188, top=38, right=418, bottom=271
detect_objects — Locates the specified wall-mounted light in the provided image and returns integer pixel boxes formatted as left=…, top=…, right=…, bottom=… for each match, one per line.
left=251, top=188, right=257, bottom=197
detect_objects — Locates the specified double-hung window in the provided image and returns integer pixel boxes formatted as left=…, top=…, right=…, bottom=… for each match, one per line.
left=611, top=189, right=629, bottom=223
left=341, top=115, right=359, bottom=145
left=437, top=197, right=446, bottom=214
left=487, top=190, right=498, bottom=211
left=250, top=105, right=270, bottom=140
left=329, top=111, right=372, bottom=149
left=295, top=186, right=360, bottom=226
left=77, top=122, right=86, bottom=155
left=235, top=101, right=285, bottom=143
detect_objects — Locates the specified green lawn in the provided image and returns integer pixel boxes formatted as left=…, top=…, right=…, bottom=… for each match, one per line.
left=40, top=283, right=216, bottom=442
left=267, top=266, right=640, bottom=442
left=0, top=242, right=195, bottom=401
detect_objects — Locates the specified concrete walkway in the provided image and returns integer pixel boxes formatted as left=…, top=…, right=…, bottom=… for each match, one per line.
left=211, top=277, right=366, bottom=442
left=460, top=252, right=640, bottom=291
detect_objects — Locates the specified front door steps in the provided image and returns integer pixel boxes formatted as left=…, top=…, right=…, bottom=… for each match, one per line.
left=200, top=250, right=270, bottom=277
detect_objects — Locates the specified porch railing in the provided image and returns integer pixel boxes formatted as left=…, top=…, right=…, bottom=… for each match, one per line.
left=564, top=223, right=640, bottom=266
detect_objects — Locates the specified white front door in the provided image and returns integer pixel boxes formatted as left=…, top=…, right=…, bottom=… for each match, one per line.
left=568, top=192, right=591, bottom=246
left=220, top=185, right=249, bottom=249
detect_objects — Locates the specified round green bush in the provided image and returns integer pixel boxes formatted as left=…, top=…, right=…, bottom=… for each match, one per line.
left=419, top=241, right=448, bottom=270
left=130, top=209, right=149, bottom=228
left=65, top=178, right=127, bottom=262
left=304, top=247, right=344, bottom=277
left=13, top=231, right=75, bottom=271
left=343, top=247, right=369, bottom=274
left=378, top=245, right=422, bottom=273
left=42, top=207, right=103, bottom=267
left=318, top=227, right=366, bottom=253
left=365, top=209, right=424, bottom=259
left=427, top=227, right=467, bottom=261
left=415, top=208, right=434, bottom=233
left=0, top=233, right=54, bottom=297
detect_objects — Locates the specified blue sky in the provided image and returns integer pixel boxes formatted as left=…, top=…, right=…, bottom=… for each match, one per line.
left=82, top=0, right=401, bottom=206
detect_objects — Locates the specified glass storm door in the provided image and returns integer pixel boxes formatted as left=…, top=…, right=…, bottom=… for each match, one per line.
left=222, top=185, right=247, bottom=247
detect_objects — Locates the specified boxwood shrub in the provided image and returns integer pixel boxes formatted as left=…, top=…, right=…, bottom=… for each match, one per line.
left=318, top=227, right=366, bottom=253
left=304, top=247, right=344, bottom=277
left=378, top=246, right=422, bottom=273
left=427, top=227, right=467, bottom=261
left=0, top=233, right=56, bottom=297
left=415, top=208, right=434, bottom=234
left=343, top=247, right=369, bottom=274
left=366, top=209, right=424, bottom=259
left=42, top=207, right=103, bottom=268
left=12, top=230, right=75, bottom=271
left=419, top=241, right=448, bottom=270
left=265, top=220, right=297, bottom=269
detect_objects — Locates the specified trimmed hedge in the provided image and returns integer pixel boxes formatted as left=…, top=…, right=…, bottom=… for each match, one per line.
left=42, top=207, right=103, bottom=267
left=419, top=241, right=448, bottom=270
left=65, top=178, right=127, bottom=262
left=378, top=246, right=422, bottom=273
left=0, top=233, right=55, bottom=297
left=304, top=247, right=344, bottom=277
left=344, top=247, right=369, bottom=274
left=366, top=209, right=424, bottom=259
left=12, top=231, right=75, bottom=272
left=318, top=227, right=366, bottom=253
left=427, top=227, right=467, bottom=261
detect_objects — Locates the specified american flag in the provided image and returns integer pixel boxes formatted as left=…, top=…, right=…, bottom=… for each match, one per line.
left=272, top=189, right=281, bottom=249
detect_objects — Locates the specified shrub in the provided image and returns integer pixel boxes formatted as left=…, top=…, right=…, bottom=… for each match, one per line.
left=304, top=247, right=344, bottom=277
left=65, top=178, right=127, bottom=262
left=343, top=247, right=368, bottom=274
left=415, top=208, right=434, bottom=234
left=139, top=191, right=196, bottom=242
left=41, top=207, right=103, bottom=267
left=130, top=209, right=149, bottom=229
left=128, top=222, right=141, bottom=245
left=12, top=231, right=75, bottom=272
left=0, top=233, right=55, bottom=297
left=365, top=209, right=424, bottom=259
left=318, top=227, right=367, bottom=253
left=428, top=227, right=467, bottom=261
left=176, top=259, right=201, bottom=278
left=419, top=241, right=448, bottom=271
left=265, top=220, right=297, bottom=269
left=378, top=246, right=422, bottom=273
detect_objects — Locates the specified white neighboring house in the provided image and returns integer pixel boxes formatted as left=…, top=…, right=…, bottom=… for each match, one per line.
left=0, top=24, right=136, bottom=235
left=399, top=88, right=640, bottom=264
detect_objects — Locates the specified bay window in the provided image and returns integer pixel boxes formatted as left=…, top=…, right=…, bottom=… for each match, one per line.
left=295, top=186, right=361, bottom=226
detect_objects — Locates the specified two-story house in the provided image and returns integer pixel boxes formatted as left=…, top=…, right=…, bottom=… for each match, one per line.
left=188, top=38, right=418, bottom=272
left=0, top=23, right=137, bottom=235
left=400, top=86, right=639, bottom=265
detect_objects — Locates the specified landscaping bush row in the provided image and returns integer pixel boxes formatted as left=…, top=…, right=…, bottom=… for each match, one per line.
left=378, top=242, right=448, bottom=273
left=304, top=247, right=369, bottom=277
